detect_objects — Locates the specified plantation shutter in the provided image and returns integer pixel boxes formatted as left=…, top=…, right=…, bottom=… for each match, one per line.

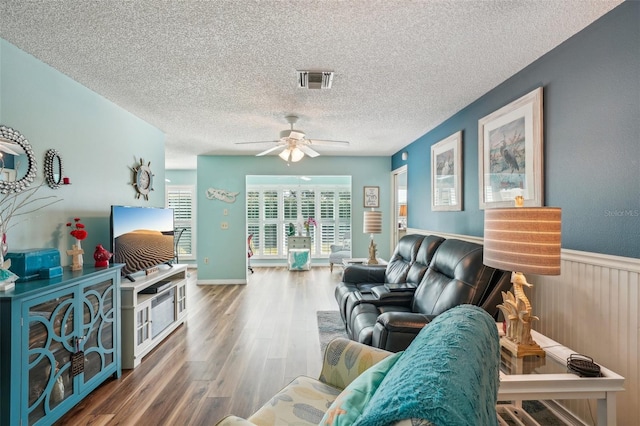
left=320, top=191, right=336, bottom=254
left=263, top=191, right=278, bottom=255
left=247, top=191, right=260, bottom=253
left=338, top=191, right=352, bottom=243
left=166, top=185, right=195, bottom=260
left=245, top=183, right=351, bottom=259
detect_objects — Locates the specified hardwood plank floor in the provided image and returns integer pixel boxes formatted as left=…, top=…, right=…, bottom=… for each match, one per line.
left=56, top=266, right=342, bottom=425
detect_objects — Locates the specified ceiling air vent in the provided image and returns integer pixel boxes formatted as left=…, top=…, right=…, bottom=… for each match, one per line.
left=297, top=71, right=334, bottom=89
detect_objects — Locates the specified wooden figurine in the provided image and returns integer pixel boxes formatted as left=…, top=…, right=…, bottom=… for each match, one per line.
left=67, top=244, right=84, bottom=271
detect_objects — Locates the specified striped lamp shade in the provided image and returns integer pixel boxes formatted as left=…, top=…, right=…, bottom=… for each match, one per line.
left=363, top=210, right=382, bottom=234
left=484, top=207, right=562, bottom=275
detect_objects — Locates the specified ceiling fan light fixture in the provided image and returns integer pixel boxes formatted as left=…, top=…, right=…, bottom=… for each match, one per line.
left=296, top=71, right=334, bottom=89
left=290, top=147, right=305, bottom=162
left=279, top=148, right=291, bottom=161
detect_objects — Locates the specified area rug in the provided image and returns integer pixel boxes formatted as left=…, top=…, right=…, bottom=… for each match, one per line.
left=316, top=310, right=347, bottom=354
left=316, top=310, right=566, bottom=425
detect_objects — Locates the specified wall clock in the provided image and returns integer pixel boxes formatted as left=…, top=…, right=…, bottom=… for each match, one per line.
left=131, top=158, right=154, bottom=200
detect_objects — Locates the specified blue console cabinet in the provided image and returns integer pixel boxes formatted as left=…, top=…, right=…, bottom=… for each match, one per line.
left=0, top=264, right=123, bottom=425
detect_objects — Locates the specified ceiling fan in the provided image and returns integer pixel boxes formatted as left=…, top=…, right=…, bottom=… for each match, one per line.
left=235, top=115, right=350, bottom=162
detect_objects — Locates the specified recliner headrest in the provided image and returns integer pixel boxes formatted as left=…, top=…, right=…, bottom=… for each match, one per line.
left=406, top=235, right=446, bottom=286
left=385, top=234, right=424, bottom=283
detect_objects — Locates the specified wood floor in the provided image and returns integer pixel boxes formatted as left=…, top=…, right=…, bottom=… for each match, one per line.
left=56, top=266, right=342, bottom=425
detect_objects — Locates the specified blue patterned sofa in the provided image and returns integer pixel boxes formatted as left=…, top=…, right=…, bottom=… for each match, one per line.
left=215, top=305, right=500, bottom=426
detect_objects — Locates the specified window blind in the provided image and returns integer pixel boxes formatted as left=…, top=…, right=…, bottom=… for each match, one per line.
left=166, top=185, right=195, bottom=260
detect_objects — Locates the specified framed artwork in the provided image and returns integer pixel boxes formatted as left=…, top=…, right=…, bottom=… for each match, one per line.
left=478, top=87, right=543, bottom=209
left=431, top=131, right=463, bottom=211
left=363, top=186, right=379, bottom=208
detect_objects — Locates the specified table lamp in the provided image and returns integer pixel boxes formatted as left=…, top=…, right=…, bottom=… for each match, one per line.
left=483, top=197, right=561, bottom=357
left=363, top=210, right=382, bottom=265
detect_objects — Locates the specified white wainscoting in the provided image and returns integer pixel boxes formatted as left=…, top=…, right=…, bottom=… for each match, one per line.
left=408, top=228, right=639, bottom=425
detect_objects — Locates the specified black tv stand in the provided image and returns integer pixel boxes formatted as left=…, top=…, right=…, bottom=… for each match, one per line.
left=165, top=261, right=174, bottom=268
left=124, top=274, right=136, bottom=282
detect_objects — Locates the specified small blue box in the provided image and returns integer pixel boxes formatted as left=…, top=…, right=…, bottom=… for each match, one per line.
left=7, top=249, right=61, bottom=282
left=39, top=266, right=64, bottom=279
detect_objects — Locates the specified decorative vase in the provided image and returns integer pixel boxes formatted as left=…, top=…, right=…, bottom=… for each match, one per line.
left=93, top=244, right=112, bottom=267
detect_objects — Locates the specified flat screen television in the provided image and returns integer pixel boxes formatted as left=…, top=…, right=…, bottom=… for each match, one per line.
left=110, top=205, right=175, bottom=281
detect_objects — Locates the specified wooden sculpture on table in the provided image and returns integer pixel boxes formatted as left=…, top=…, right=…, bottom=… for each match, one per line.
left=368, top=240, right=378, bottom=265
left=497, top=272, right=544, bottom=356
left=67, top=244, right=84, bottom=271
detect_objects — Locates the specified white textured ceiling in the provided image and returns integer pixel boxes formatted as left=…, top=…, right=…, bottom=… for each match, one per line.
left=0, top=1, right=623, bottom=169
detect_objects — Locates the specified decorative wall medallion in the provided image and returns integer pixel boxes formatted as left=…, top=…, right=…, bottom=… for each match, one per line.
left=205, top=188, right=239, bottom=203
left=131, top=158, right=154, bottom=200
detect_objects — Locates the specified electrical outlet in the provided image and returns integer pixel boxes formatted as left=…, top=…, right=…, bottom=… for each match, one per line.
left=221, top=222, right=229, bottom=230
left=204, top=257, right=209, bottom=264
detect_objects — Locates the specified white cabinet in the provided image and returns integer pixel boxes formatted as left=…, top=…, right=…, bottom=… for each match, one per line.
left=120, top=264, right=189, bottom=369
left=288, top=236, right=311, bottom=249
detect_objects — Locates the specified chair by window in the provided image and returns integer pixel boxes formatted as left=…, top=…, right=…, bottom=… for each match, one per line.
left=329, top=232, right=351, bottom=273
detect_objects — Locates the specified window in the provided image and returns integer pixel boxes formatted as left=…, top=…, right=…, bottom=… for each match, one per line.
left=166, top=185, right=196, bottom=260
left=246, top=176, right=351, bottom=258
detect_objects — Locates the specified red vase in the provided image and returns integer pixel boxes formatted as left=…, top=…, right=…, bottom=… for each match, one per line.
left=93, top=244, right=112, bottom=267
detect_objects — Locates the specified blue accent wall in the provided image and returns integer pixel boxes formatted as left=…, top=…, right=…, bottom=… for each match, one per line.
left=393, top=2, right=639, bottom=259
left=196, top=155, right=390, bottom=281
left=0, top=39, right=165, bottom=262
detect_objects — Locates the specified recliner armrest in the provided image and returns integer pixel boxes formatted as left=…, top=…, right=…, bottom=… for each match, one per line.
left=372, top=312, right=436, bottom=352
left=376, top=311, right=435, bottom=331
left=341, top=264, right=386, bottom=284
left=370, top=285, right=415, bottom=304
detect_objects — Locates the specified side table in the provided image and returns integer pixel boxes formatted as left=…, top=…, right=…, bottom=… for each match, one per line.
left=497, top=325, right=624, bottom=425
left=342, top=257, right=387, bottom=267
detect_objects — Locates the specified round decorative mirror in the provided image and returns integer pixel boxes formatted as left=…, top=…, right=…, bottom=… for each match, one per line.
left=44, top=149, right=64, bottom=189
left=0, top=125, right=37, bottom=194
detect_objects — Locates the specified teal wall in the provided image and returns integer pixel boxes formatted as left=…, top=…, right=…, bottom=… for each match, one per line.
left=196, top=155, right=390, bottom=281
left=165, top=169, right=197, bottom=186
left=0, top=39, right=165, bottom=264
left=392, top=2, right=639, bottom=259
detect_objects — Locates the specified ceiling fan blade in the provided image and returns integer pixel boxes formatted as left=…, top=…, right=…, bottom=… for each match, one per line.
left=297, top=144, right=320, bottom=158
left=234, top=140, right=279, bottom=145
left=289, top=130, right=305, bottom=140
left=307, top=139, right=350, bottom=146
left=256, top=145, right=285, bottom=156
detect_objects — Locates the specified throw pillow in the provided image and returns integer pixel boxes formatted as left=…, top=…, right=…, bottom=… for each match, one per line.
left=319, top=352, right=402, bottom=426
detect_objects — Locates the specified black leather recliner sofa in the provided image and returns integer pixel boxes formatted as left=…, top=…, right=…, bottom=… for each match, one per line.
left=335, top=235, right=511, bottom=352
left=341, top=235, right=446, bottom=331
left=334, top=233, right=420, bottom=322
